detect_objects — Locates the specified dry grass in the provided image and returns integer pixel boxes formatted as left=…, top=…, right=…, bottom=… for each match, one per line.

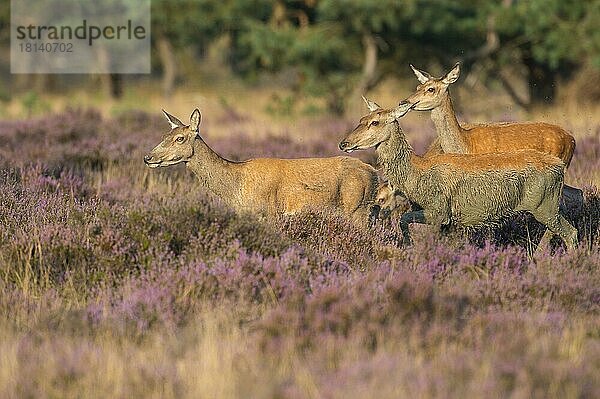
left=0, top=79, right=598, bottom=398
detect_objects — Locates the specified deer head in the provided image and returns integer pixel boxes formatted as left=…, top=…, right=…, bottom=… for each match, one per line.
left=398, top=62, right=460, bottom=111
left=339, top=97, right=411, bottom=152
left=375, top=182, right=410, bottom=219
left=375, top=182, right=394, bottom=205
left=144, top=109, right=202, bottom=168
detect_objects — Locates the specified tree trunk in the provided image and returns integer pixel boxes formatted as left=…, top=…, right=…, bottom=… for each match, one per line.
left=356, top=33, right=378, bottom=96
left=346, top=32, right=379, bottom=117
left=523, top=55, right=556, bottom=106
left=496, top=68, right=531, bottom=110
left=109, top=74, right=123, bottom=99
left=96, top=46, right=123, bottom=99
left=157, top=35, right=177, bottom=97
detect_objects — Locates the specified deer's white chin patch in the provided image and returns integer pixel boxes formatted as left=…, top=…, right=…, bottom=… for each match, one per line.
left=147, top=163, right=161, bottom=168
left=345, top=149, right=354, bottom=153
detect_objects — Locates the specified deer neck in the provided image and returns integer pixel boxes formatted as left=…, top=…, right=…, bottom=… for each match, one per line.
left=377, top=122, right=418, bottom=192
left=186, top=137, right=242, bottom=204
left=430, top=94, right=468, bottom=154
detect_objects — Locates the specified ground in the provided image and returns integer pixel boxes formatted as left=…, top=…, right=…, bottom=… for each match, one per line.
left=0, top=83, right=599, bottom=398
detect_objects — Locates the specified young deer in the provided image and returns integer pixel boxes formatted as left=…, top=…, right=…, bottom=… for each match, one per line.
left=144, top=109, right=379, bottom=222
left=375, top=182, right=411, bottom=222
left=339, top=99, right=578, bottom=252
left=400, top=63, right=576, bottom=166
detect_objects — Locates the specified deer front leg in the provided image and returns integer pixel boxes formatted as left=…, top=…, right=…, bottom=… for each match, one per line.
left=368, top=204, right=381, bottom=227
left=399, top=206, right=448, bottom=246
left=399, top=210, right=427, bottom=246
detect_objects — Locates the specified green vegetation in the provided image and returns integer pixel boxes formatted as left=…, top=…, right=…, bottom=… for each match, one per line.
left=2, top=0, right=599, bottom=113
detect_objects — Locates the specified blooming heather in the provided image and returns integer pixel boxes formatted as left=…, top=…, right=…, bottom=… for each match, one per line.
left=0, top=109, right=598, bottom=398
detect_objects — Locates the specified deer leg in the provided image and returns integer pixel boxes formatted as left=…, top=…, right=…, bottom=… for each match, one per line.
left=534, top=214, right=578, bottom=253
left=560, top=185, right=584, bottom=217
left=531, top=186, right=578, bottom=253
left=536, top=229, right=554, bottom=254
left=399, top=210, right=427, bottom=246
left=369, top=204, right=381, bottom=227
left=550, top=215, right=579, bottom=251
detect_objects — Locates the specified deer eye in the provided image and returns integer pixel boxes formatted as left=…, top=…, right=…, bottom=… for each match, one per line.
left=370, top=121, right=379, bottom=127
left=427, top=87, right=435, bottom=93
left=175, top=136, right=185, bottom=143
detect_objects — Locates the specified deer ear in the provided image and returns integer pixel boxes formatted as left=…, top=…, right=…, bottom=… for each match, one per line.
left=162, top=109, right=184, bottom=129
left=189, top=109, right=202, bottom=132
left=442, top=62, right=460, bottom=85
left=362, top=96, right=382, bottom=112
left=410, top=64, right=432, bottom=84
left=390, top=101, right=412, bottom=120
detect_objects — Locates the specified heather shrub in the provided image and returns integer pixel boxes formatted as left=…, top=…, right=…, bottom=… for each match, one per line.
left=259, top=264, right=470, bottom=352
left=0, top=109, right=599, bottom=398
left=276, top=209, right=383, bottom=267
left=569, top=132, right=600, bottom=185
left=0, top=108, right=160, bottom=172
left=578, top=186, right=600, bottom=246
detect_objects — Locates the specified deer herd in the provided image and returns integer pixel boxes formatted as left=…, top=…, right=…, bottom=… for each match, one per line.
left=145, top=63, right=581, bottom=253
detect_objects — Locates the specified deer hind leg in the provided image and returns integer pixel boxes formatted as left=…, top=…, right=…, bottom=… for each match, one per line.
left=550, top=215, right=578, bottom=251
left=347, top=205, right=374, bottom=229
left=560, top=184, right=584, bottom=217
left=530, top=184, right=578, bottom=253
left=343, top=179, right=379, bottom=226
left=533, top=213, right=578, bottom=253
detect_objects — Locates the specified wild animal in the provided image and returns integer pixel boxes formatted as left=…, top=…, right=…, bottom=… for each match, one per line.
left=145, top=109, right=379, bottom=222
left=400, top=63, right=576, bottom=166
left=375, top=182, right=411, bottom=222
left=339, top=100, right=578, bottom=251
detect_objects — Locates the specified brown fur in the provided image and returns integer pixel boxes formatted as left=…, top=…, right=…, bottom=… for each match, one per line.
left=413, top=149, right=563, bottom=172
left=345, top=107, right=564, bottom=175
left=145, top=109, right=379, bottom=222
left=232, top=157, right=378, bottom=217
left=457, top=119, right=575, bottom=166
left=340, top=103, right=578, bottom=251
left=403, top=64, right=576, bottom=167
left=375, top=182, right=411, bottom=220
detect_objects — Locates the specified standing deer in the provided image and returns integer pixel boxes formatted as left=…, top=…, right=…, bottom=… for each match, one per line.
left=144, top=109, right=379, bottom=222
left=339, top=99, right=578, bottom=252
left=399, top=63, right=582, bottom=210
left=400, top=62, right=576, bottom=165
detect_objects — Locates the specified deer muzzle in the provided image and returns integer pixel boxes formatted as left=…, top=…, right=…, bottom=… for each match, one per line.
left=144, top=154, right=163, bottom=168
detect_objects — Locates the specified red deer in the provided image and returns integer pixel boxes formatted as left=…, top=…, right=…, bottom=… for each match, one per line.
left=144, top=109, right=379, bottom=222
left=399, top=63, right=582, bottom=211
left=375, top=182, right=411, bottom=222
left=400, top=63, right=576, bottom=165
left=339, top=100, right=578, bottom=252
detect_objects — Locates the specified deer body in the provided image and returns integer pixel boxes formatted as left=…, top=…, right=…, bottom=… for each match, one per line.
left=402, top=64, right=576, bottom=167
left=339, top=102, right=578, bottom=251
left=145, top=109, right=378, bottom=221
left=195, top=155, right=378, bottom=216
left=380, top=133, right=565, bottom=229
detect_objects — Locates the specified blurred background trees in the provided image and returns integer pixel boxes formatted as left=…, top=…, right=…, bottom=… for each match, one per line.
left=1, top=0, right=599, bottom=115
